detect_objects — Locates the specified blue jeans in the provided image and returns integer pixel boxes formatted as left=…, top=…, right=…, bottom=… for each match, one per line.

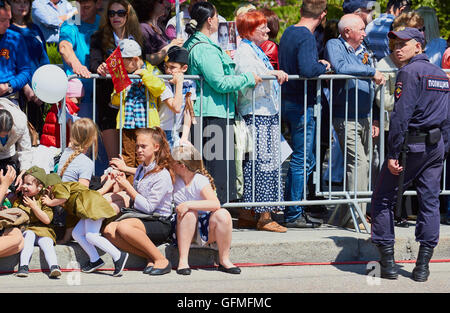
left=283, top=105, right=316, bottom=222
left=164, top=130, right=174, bottom=149
left=164, top=129, right=181, bottom=149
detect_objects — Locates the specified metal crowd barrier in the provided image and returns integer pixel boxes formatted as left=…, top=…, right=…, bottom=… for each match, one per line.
left=60, top=70, right=450, bottom=233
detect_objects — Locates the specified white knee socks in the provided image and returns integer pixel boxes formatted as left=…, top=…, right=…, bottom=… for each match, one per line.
left=20, top=230, right=58, bottom=267
left=72, top=219, right=121, bottom=262
left=19, top=230, right=35, bottom=266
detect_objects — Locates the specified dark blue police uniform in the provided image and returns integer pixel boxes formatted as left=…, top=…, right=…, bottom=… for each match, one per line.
left=371, top=53, right=450, bottom=248
left=370, top=28, right=450, bottom=281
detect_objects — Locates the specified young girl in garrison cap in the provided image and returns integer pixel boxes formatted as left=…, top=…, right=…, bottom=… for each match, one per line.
left=14, top=166, right=61, bottom=279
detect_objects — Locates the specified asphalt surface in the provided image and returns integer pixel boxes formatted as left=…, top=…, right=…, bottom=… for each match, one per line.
left=2, top=262, right=449, bottom=293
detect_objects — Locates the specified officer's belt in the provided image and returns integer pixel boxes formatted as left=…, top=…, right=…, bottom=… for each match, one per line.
left=407, top=128, right=441, bottom=145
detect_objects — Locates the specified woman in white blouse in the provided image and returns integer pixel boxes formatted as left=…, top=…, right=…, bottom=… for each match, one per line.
left=103, top=127, right=174, bottom=276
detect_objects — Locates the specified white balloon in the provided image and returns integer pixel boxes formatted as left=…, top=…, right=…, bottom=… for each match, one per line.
left=32, top=64, right=68, bottom=104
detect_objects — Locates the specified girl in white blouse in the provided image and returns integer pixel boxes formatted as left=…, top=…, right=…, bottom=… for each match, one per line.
left=171, top=144, right=240, bottom=275
left=103, top=127, right=174, bottom=276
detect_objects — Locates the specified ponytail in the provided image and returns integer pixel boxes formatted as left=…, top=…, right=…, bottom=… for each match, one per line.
left=185, top=19, right=198, bottom=37
left=197, top=167, right=216, bottom=191
left=185, top=1, right=217, bottom=37
left=172, top=144, right=216, bottom=190
left=59, top=146, right=83, bottom=178
left=59, top=118, right=99, bottom=178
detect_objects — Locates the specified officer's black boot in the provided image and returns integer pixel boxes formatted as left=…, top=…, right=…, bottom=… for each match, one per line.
left=412, top=245, right=434, bottom=282
left=377, top=244, right=398, bottom=279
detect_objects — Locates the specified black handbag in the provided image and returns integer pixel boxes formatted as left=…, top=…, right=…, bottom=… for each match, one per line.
left=115, top=206, right=169, bottom=222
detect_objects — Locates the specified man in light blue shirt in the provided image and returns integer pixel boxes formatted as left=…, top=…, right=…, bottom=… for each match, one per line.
left=31, top=0, right=78, bottom=44
left=59, top=0, right=99, bottom=77
left=365, top=0, right=411, bottom=61
left=59, top=0, right=100, bottom=118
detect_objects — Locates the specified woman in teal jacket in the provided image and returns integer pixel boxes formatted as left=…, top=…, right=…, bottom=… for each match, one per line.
left=183, top=2, right=261, bottom=203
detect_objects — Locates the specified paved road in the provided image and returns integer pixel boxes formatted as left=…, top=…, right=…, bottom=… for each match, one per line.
left=1, top=262, right=449, bottom=293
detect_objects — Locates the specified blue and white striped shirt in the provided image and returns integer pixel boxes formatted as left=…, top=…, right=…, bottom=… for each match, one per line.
left=365, top=13, right=395, bottom=61
left=31, top=0, right=78, bottom=44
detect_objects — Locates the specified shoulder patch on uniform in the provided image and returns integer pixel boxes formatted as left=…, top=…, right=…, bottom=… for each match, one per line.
left=394, top=81, right=402, bottom=100
left=425, top=76, right=450, bottom=91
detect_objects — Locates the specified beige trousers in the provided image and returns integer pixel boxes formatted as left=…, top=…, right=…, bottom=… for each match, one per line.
left=332, top=117, right=371, bottom=226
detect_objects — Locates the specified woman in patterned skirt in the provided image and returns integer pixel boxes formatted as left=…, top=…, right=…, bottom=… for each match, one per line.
left=234, top=10, right=289, bottom=232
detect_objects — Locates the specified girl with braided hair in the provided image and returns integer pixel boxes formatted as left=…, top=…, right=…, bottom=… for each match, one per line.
left=171, top=144, right=240, bottom=275
left=57, top=118, right=98, bottom=186
left=56, top=118, right=100, bottom=244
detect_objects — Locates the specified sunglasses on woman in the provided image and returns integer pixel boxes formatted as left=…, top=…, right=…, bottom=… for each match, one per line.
left=108, top=9, right=127, bottom=18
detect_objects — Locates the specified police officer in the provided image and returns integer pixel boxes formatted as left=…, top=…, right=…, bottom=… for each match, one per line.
left=370, top=27, right=450, bottom=282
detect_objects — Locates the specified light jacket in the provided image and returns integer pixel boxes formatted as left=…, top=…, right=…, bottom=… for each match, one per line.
left=0, top=98, right=33, bottom=171
left=113, top=61, right=166, bottom=129
left=184, top=31, right=255, bottom=119
left=375, top=55, right=398, bottom=131
left=234, top=40, right=278, bottom=116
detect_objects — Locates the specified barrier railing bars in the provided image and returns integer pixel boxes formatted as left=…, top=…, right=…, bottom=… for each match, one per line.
left=59, top=70, right=450, bottom=234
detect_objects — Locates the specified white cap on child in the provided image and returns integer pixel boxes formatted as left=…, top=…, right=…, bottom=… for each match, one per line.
left=119, top=39, right=142, bottom=58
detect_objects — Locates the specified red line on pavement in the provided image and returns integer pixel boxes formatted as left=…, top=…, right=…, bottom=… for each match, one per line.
left=2, top=259, right=450, bottom=275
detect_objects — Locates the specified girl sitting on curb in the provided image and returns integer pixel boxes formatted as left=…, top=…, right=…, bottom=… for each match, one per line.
left=171, top=144, right=240, bottom=275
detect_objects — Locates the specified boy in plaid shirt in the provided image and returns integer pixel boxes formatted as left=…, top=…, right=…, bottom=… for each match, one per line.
left=159, top=46, right=197, bottom=148
left=112, top=39, right=166, bottom=183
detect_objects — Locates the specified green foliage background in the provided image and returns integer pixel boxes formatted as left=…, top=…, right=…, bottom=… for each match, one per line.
left=46, top=43, right=63, bottom=65
left=210, top=0, right=450, bottom=42
left=45, top=0, right=449, bottom=64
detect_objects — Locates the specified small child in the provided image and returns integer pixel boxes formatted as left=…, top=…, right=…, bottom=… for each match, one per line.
left=56, top=117, right=99, bottom=243
left=66, top=78, right=85, bottom=108
left=159, top=46, right=197, bottom=148
left=42, top=181, right=128, bottom=277
left=112, top=38, right=166, bottom=183
left=97, top=167, right=129, bottom=214
left=14, top=166, right=62, bottom=279
left=58, top=118, right=98, bottom=187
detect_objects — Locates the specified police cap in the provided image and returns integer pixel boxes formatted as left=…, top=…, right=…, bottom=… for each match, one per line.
left=388, top=27, right=425, bottom=46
